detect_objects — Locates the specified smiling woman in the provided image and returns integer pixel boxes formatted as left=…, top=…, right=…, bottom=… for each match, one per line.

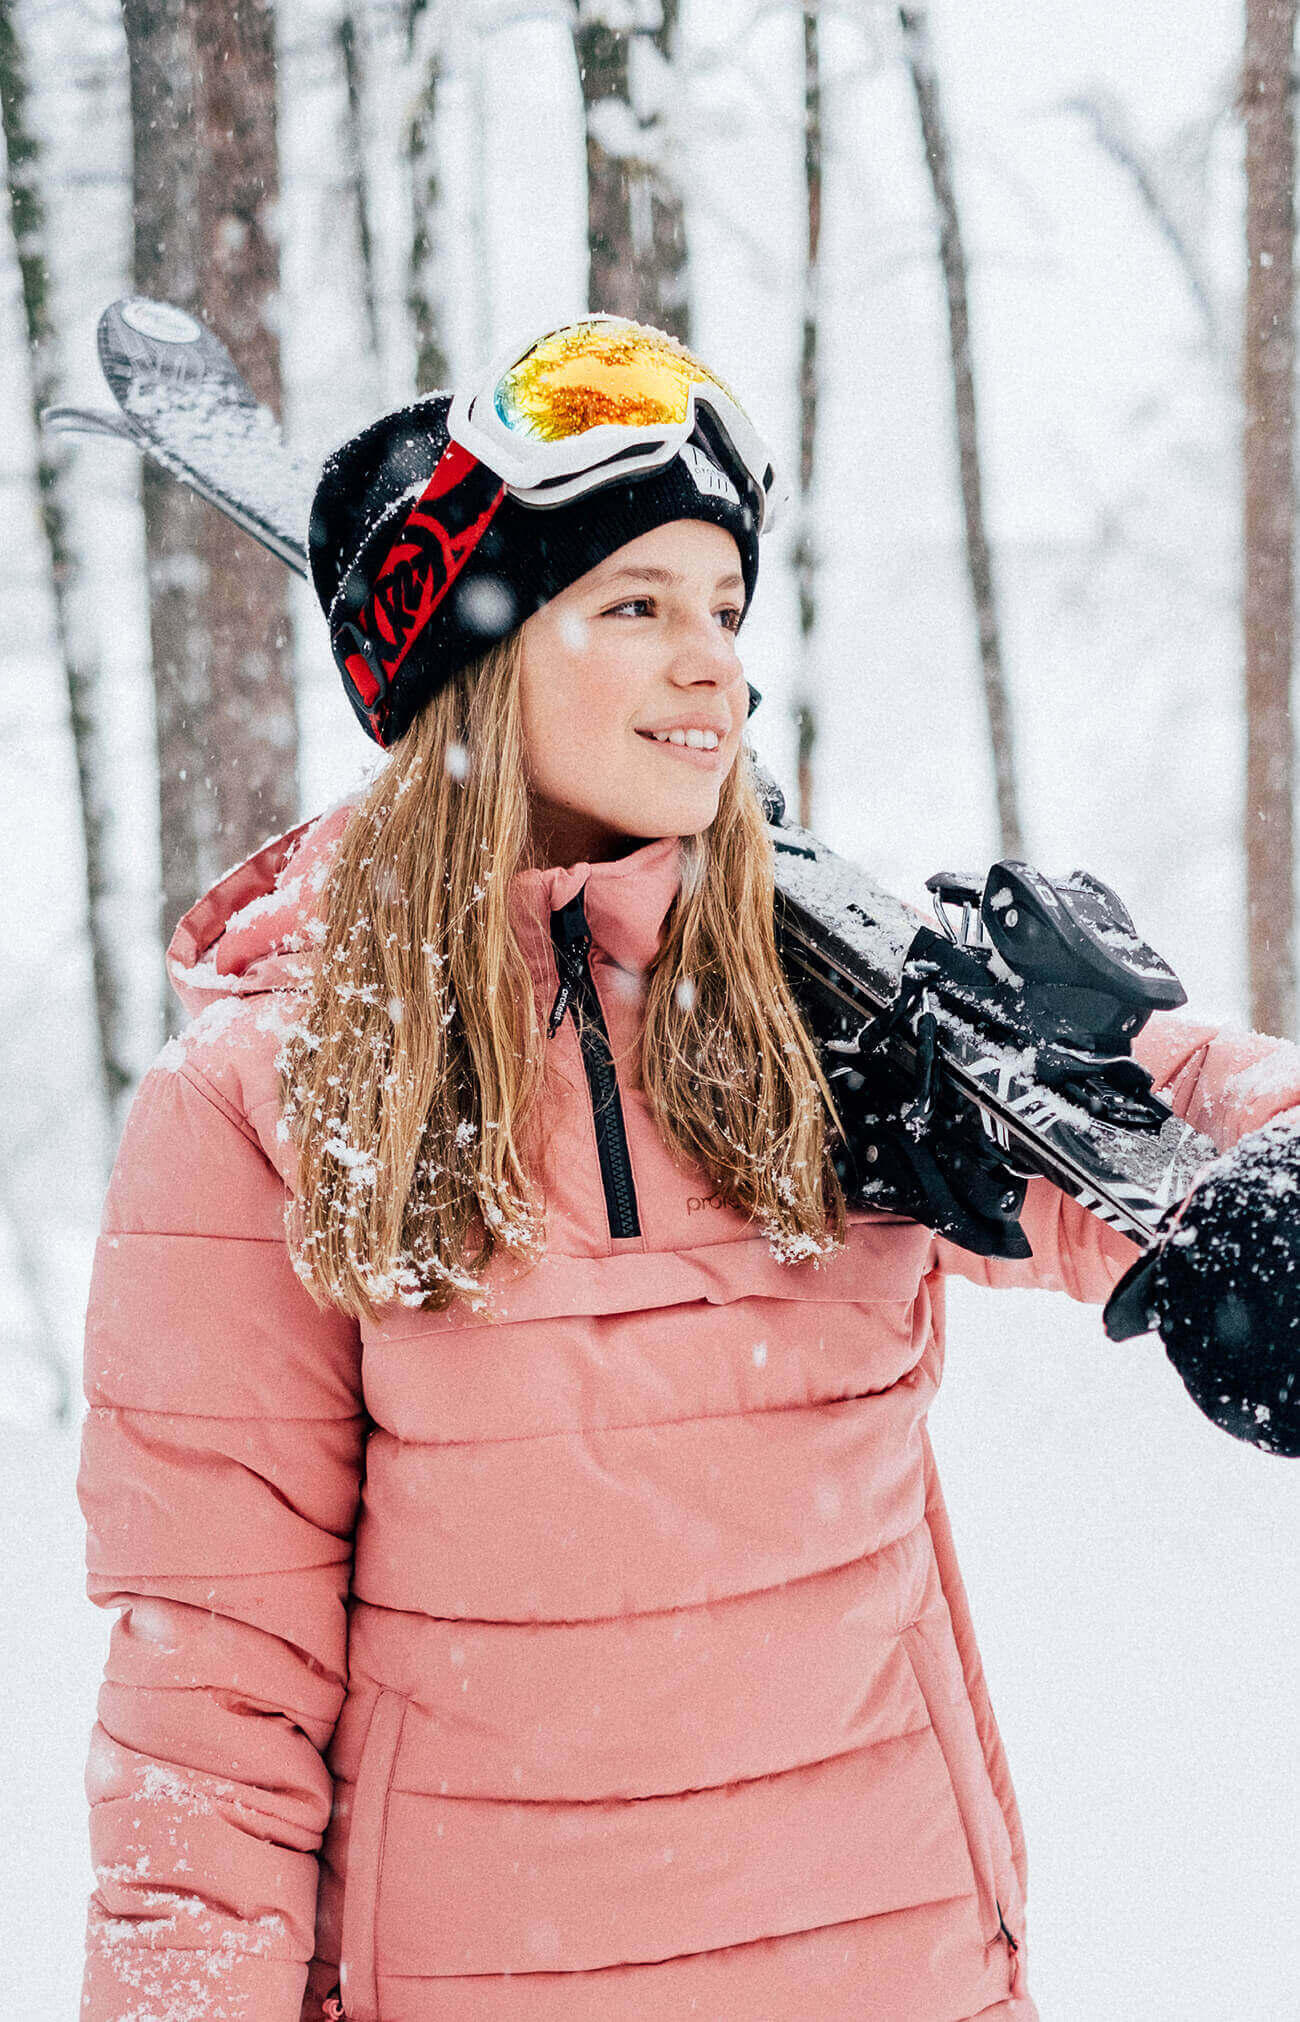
left=75, top=315, right=1300, bottom=2022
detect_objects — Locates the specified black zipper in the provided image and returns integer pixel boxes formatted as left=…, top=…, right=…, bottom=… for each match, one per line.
left=548, top=891, right=641, bottom=1240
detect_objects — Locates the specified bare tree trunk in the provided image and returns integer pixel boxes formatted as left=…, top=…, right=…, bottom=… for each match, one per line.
left=1063, top=93, right=1221, bottom=352
left=572, top=1, right=690, bottom=339
left=338, top=8, right=381, bottom=362
left=900, top=6, right=1024, bottom=858
left=194, top=0, right=299, bottom=866
left=406, top=4, right=451, bottom=393
left=576, top=10, right=634, bottom=318
left=644, top=0, right=689, bottom=341
left=1241, top=0, right=1297, bottom=1038
left=122, top=0, right=214, bottom=1017
left=794, top=4, right=822, bottom=831
left=123, top=0, right=297, bottom=995
left=1, top=0, right=130, bottom=1138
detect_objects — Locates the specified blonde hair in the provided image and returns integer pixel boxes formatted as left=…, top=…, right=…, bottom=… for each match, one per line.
left=278, top=630, right=845, bottom=1321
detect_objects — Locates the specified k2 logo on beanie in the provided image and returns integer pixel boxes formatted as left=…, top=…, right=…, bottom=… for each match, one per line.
left=682, top=442, right=740, bottom=507
left=332, top=440, right=506, bottom=744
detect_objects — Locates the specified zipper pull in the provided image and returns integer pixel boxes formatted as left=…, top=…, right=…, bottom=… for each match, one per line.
left=548, top=973, right=574, bottom=1036
left=548, top=892, right=592, bottom=1037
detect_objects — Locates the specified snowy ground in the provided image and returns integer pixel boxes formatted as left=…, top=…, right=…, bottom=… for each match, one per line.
left=2, top=0, right=1297, bottom=2016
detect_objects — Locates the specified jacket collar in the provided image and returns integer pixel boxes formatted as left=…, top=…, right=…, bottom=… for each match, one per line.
left=509, top=835, right=684, bottom=985
left=165, top=799, right=685, bottom=1018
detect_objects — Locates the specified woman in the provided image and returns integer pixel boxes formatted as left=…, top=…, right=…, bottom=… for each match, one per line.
left=79, top=318, right=1299, bottom=2022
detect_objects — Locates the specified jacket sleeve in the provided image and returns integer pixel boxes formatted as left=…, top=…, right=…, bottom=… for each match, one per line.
left=77, top=1058, right=365, bottom=2022
left=933, top=1011, right=1300, bottom=1300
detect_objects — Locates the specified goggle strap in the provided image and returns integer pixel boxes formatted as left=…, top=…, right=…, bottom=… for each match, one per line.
left=333, top=437, right=506, bottom=742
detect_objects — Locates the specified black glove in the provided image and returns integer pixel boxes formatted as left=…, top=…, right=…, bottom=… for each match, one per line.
left=1104, top=1115, right=1300, bottom=1455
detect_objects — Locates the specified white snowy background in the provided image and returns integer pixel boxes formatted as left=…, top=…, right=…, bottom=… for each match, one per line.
left=1, top=0, right=1297, bottom=2016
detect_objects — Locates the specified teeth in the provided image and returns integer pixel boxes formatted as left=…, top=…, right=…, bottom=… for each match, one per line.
left=649, top=728, right=719, bottom=749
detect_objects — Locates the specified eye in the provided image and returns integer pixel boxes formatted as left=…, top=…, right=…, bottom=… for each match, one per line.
left=602, top=597, right=654, bottom=618
left=715, top=606, right=743, bottom=634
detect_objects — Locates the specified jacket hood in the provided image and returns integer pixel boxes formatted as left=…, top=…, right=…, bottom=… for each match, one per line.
left=165, top=799, right=685, bottom=1022
left=165, top=800, right=357, bottom=1018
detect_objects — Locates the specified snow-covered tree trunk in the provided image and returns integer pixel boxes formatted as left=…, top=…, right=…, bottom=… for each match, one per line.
left=793, top=4, right=821, bottom=831
left=121, top=0, right=215, bottom=1008
left=900, top=6, right=1023, bottom=858
left=406, top=0, right=451, bottom=393
left=194, top=0, right=300, bottom=869
left=572, top=0, right=690, bottom=339
left=1, top=0, right=130, bottom=1144
left=1241, top=0, right=1297, bottom=1038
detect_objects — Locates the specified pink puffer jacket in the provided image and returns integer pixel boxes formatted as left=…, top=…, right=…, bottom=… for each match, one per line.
left=78, top=804, right=1300, bottom=2022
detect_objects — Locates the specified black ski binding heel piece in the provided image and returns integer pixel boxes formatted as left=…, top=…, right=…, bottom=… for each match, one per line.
left=917, top=857, right=1186, bottom=1124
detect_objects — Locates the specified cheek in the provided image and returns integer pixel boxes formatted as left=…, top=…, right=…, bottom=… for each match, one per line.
left=522, top=654, right=630, bottom=797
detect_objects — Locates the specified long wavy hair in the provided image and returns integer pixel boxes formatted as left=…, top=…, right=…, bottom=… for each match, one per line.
left=277, top=630, right=846, bottom=1321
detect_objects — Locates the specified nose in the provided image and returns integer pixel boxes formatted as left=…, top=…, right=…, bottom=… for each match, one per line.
left=667, top=608, right=744, bottom=692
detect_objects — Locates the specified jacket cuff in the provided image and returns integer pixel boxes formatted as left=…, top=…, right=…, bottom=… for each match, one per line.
left=82, top=1935, right=308, bottom=2022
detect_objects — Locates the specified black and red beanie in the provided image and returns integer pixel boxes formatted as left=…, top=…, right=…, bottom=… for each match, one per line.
left=308, top=393, right=762, bottom=746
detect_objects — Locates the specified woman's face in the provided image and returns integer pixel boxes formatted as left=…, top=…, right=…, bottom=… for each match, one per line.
left=517, top=518, right=749, bottom=865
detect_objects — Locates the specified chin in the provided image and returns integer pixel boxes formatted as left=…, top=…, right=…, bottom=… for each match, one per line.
left=636, top=793, right=721, bottom=842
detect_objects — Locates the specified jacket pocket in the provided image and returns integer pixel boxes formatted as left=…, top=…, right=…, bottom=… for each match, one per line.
left=338, top=1688, right=407, bottom=2022
left=900, top=1620, right=1004, bottom=1948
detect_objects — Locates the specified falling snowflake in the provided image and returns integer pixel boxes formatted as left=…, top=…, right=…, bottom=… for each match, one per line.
left=458, top=573, right=517, bottom=635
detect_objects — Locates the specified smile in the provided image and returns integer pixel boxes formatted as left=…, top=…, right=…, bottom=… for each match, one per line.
left=639, top=728, right=720, bottom=749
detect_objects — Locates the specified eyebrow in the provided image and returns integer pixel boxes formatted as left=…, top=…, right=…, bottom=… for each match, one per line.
left=596, top=564, right=745, bottom=593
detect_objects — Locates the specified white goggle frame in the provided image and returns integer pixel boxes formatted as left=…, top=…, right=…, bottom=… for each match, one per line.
left=445, top=316, right=787, bottom=533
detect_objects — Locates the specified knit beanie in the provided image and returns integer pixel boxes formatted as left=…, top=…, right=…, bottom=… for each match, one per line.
left=309, top=392, right=763, bottom=746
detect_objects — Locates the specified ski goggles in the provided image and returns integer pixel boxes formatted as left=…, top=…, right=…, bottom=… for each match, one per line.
left=446, top=315, right=785, bottom=530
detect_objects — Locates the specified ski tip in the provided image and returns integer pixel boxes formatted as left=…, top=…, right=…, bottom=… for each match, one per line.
left=101, top=296, right=206, bottom=350
left=97, top=297, right=256, bottom=410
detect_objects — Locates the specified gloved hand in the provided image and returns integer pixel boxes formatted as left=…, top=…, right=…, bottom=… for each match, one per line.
left=1104, top=1114, right=1300, bottom=1455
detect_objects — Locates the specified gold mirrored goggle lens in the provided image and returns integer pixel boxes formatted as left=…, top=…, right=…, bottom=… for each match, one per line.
left=494, top=320, right=747, bottom=443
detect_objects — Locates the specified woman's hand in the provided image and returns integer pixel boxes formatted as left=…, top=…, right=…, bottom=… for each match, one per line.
left=1104, top=1114, right=1300, bottom=1454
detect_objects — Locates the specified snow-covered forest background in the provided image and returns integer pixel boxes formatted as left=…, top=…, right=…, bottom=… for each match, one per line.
left=1, top=0, right=1297, bottom=2015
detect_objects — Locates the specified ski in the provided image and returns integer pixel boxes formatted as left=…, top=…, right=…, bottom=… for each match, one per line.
left=46, top=297, right=1220, bottom=1256
left=44, top=297, right=315, bottom=577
